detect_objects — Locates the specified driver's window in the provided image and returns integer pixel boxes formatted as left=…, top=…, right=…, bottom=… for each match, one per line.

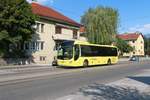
left=74, top=45, right=80, bottom=60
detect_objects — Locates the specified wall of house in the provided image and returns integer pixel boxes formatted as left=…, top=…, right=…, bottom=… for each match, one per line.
left=27, top=21, right=56, bottom=65
left=123, top=35, right=144, bottom=57
left=62, top=28, right=73, bottom=38
left=53, top=27, right=80, bottom=40
left=134, top=35, right=145, bottom=56
left=26, top=20, right=80, bottom=65
left=53, top=28, right=74, bottom=40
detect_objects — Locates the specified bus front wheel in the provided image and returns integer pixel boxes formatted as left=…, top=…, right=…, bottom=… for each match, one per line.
left=83, top=60, right=88, bottom=67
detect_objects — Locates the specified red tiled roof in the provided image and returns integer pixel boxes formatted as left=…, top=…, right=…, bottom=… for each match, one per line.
left=117, top=33, right=141, bottom=40
left=31, top=3, right=80, bottom=27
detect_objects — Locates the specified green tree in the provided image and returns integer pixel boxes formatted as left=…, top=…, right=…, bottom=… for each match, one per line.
left=81, top=6, right=119, bottom=45
left=0, top=0, right=37, bottom=57
left=144, top=36, right=150, bottom=55
left=116, top=38, right=133, bottom=55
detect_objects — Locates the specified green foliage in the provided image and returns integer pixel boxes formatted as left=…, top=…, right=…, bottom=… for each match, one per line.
left=81, top=6, right=119, bottom=45
left=144, top=36, right=150, bottom=55
left=116, top=38, right=133, bottom=55
left=0, top=0, right=37, bottom=58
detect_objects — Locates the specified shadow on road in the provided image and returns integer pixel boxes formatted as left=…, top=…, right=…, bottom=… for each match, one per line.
left=128, top=76, right=150, bottom=85
left=56, top=64, right=111, bottom=69
left=79, top=83, right=150, bottom=100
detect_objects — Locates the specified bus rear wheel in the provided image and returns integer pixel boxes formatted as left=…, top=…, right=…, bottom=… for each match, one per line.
left=107, top=59, right=111, bottom=65
left=83, top=60, right=88, bottom=67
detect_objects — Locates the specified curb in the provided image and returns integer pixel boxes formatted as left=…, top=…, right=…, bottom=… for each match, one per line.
left=0, top=64, right=52, bottom=70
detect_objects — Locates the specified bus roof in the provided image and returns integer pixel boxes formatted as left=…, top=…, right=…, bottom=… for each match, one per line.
left=74, top=40, right=117, bottom=48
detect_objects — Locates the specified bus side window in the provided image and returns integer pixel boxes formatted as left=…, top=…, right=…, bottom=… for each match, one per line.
left=74, top=45, right=80, bottom=60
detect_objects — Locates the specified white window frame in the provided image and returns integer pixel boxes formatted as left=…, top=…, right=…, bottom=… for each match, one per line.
left=35, top=21, right=45, bottom=33
left=24, top=41, right=44, bottom=51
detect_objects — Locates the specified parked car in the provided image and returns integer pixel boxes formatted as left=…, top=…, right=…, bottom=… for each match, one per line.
left=52, top=60, right=57, bottom=66
left=129, top=56, right=139, bottom=61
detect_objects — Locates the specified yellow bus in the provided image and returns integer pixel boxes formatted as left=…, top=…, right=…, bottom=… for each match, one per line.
left=57, top=40, right=118, bottom=67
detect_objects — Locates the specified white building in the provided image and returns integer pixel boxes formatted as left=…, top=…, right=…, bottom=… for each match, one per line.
left=25, top=3, right=81, bottom=65
left=117, top=33, right=145, bottom=57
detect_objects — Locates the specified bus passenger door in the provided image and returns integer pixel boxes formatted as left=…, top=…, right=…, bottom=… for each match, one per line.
left=74, top=45, right=80, bottom=61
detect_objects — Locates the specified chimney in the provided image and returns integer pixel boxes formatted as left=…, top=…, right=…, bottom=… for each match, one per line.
left=31, top=0, right=38, bottom=3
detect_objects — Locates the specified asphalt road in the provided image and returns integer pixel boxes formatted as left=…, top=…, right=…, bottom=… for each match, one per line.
left=0, top=61, right=149, bottom=100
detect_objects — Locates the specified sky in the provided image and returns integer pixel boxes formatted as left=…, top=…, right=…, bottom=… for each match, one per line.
left=27, top=0, right=150, bottom=35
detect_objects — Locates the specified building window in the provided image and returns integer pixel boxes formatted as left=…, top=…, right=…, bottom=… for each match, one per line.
left=132, top=40, right=135, bottom=43
left=73, top=30, right=78, bottom=39
left=24, top=43, right=29, bottom=50
left=41, top=42, right=44, bottom=50
left=31, top=42, right=36, bottom=50
left=55, top=42, right=59, bottom=50
left=36, top=23, right=40, bottom=32
left=36, top=42, right=39, bottom=50
left=41, top=24, right=44, bottom=33
left=55, top=26, right=61, bottom=34
left=54, top=41, right=63, bottom=50
left=24, top=41, right=44, bottom=51
left=40, top=56, right=46, bottom=61
left=36, top=22, right=45, bottom=33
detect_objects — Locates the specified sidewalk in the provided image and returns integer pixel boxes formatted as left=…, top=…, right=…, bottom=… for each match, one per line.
left=0, top=64, right=52, bottom=69
left=56, top=69, right=150, bottom=100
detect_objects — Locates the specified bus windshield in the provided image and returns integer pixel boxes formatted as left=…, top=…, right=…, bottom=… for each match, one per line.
left=57, top=41, right=74, bottom=60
